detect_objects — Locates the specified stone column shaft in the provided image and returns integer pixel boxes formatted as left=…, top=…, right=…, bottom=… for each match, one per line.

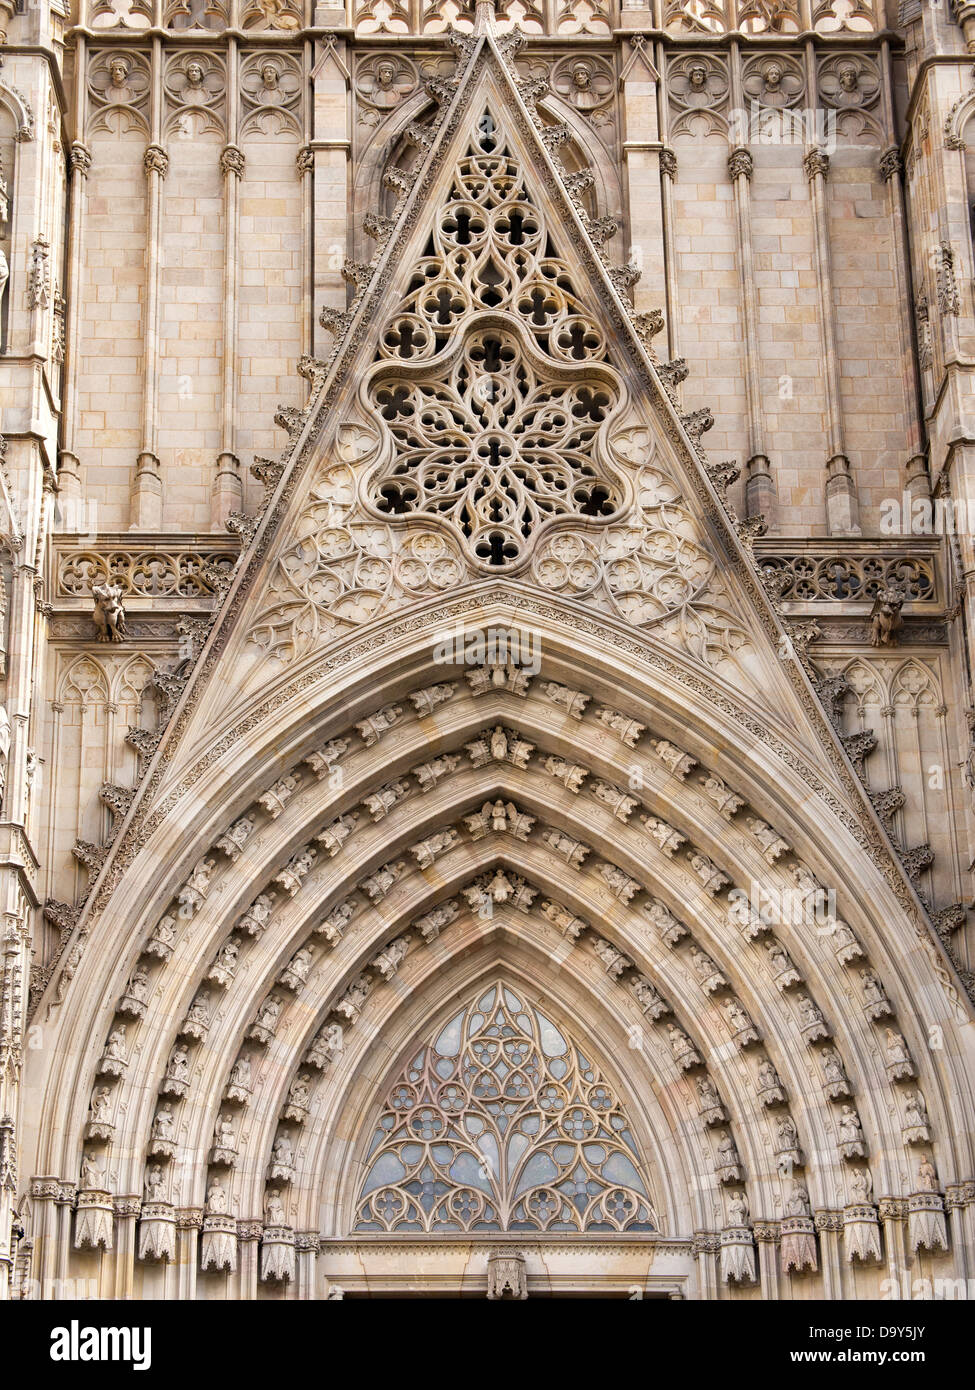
left=213, top=40, right=244, bottom=529
left=131, top=37, right=166, bottom=530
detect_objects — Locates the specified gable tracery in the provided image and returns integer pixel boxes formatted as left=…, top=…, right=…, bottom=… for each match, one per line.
left=364, top=110, right=625, bottom=571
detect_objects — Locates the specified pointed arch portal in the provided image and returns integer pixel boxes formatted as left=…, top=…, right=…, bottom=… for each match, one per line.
left=19, top=26, right=975, bottom=1302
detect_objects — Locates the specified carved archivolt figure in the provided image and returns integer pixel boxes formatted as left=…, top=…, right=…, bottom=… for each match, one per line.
left=206, top=1178, right=228, bottom=1214
left=166, top=1045, right=189, bottom=1084
left=151, top=1104, right=175, bottom=1141
left=265, top=1189, right=287, bottom=1226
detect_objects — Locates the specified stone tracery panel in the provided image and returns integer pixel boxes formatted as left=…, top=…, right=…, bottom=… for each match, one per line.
left=364, top=112, right=626, bottom=577
left=353, top=979, right=657, bottom=1233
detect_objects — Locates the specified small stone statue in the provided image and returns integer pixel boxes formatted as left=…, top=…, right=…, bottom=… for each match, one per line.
left=89, top=1087, right=112, bottom=1122
left=265, top=1189, right=287, bottom=1226
left=903, top=1089, right=930, bottom=1141
left=757, top=1059, right=780, bottom=1091
left=255, top=996, right=281, bottom=1029
left=104, top=1024, right=128, bottom=1063
left=144, top=1164, right=166, bottom=1203
left=186, top=990, right=211, bottom=1025
left=725, top=1000, right=751, bottom=1032
left=776, top=1115, right=799, bottom=1150
left=785, top=1180, right=811, bottom=1218
left=698, top=1077, right=722, bottom=1110
left=271, top=1132, right=294, bottom=1167
left=727, top=1191, right=749, bottom=1227
left=166, top=1044, right=190, bottom=1084
left=715, top=1130, right=741, bottom=1178
left=151, top=1104, right=175, bottom=1141
left=213, top=1113, right=236, bottom=1151
left=837, top=1105, right=865, bottom=1157
left=215, top=939, right=240, bottom=971
left=916, top=1154, right=938, bottom=1193
left=229, top=1056, right=251, bottom=1090
left=92, top=581, right=127, bottom=643
left=80, top=1151, right=104, bottom=1189
left=125, top=966, right=150, bottom=1004
left=689, top=945, right=721, bottom=982
left=849, top=1167, right=872, bottom=1205
left=288, top=1073, right=311, bottom=1108
left=798, top=995, right=826, bottom=1030
left=206, top=1178, right=228, bottom=1215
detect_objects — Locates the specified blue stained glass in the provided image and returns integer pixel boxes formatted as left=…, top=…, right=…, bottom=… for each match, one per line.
left=537, top=1011, right=568, bottom=1057
left=512, top=1150, right=558, bottom=1195
left=449, top=1150, right=493, bottom=1193
left=361, top=1151, right=406, bottom=1194
left=478, top=1133, right=499, bottom=1179
left=602, top=1151, right=648, bottom=1195
left=434, top=1012, right=465, bottom=1057
left=507, top=1132, right=530, bottom=1171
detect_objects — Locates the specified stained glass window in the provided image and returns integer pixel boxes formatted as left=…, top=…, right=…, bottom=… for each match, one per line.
left=353, top=982, right=657, bottom=1233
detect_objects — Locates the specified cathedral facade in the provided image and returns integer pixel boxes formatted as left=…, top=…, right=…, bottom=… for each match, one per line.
left=0, top=0, right=974, bottom=1301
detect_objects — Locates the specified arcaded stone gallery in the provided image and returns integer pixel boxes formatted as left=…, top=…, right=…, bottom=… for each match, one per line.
left=0, top=0, right=973, bottom=1302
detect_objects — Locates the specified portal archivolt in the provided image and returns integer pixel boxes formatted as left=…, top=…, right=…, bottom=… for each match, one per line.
left=26, top=616, right=970, bottom=1295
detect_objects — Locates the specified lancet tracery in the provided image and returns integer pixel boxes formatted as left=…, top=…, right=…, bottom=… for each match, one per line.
left=354, top=980, right=657, bottom=1233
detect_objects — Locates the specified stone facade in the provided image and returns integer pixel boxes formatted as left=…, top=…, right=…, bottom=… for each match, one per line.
left=0, top=0, right=974, bottom=1300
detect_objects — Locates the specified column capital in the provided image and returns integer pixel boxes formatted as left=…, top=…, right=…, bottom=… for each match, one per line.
left=70, top=142, right=93, bottom=178
left=220, top=145, right=245, bottom=180
left=804, top=147, right=830, bottom=182
left=144, top=145, right=169, bottom=180
left=728, top=147, right=753, bottom=182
